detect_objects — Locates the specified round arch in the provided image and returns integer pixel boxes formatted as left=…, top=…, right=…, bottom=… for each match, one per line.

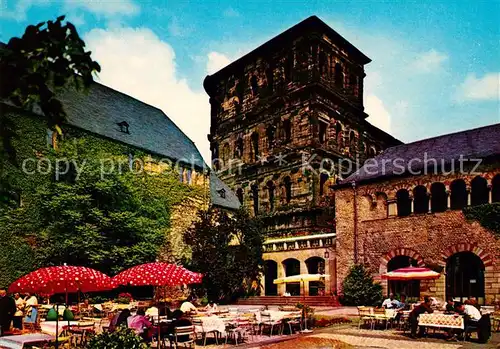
left=438, top=243, right=493, bottom=268
left=263, top=260, right=278, bottom=296
left=380, top=248, right=425, bottom=273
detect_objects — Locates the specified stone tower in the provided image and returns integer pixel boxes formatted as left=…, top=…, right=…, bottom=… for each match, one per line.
left=204, top=16, right=400, bottom=297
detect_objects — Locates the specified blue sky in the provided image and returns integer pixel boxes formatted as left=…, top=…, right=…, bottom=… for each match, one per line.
left=1, top=0, right=499, bottom=162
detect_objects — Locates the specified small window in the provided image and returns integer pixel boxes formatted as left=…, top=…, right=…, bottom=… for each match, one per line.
left=117, top=121, right=130, bottom=134
left=186, top=169, right=192, bottom=184
left=283, top=176, right=292, bottom=203
left=283, top=119, right=292, bottom=142
left=319, top=121, right=327, bottom=144
left=250, top=75, right=259, bottom=95
left=334, top=63, right=344, bottom=88
left=236, top=188, right=244, bottom=204
left=267, top=125, right=276, bottom=149
left=178, top=167, right=184, bottom=183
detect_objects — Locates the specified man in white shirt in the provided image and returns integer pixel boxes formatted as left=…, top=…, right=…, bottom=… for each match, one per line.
left=382, top=293, right=397, bottom=309
left=179, top=298, right=197, bottom=314
left=458, top=303, right=481, bottom=321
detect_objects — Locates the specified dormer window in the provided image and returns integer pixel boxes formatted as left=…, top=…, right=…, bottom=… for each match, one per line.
left=217, top=188, right=226, bottom=199
left=117, top=121, right=130, bottom=134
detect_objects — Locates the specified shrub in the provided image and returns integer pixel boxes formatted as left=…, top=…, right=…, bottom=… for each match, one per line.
left=86, top=327, right=148, bottom=349
left=340, top=264, right=383, bottom=306
left=117, top=292, right=133, bottom=304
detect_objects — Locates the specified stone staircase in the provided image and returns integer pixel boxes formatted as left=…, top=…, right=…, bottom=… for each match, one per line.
left=236, top=296, right=340, bottom=307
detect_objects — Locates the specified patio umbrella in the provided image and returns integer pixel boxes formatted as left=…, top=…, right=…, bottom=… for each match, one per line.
left=381, top=266, right=440, bottom=281
left=112, top=262, right=203, bottom=348
left=9, top=265, right=115, bottom=349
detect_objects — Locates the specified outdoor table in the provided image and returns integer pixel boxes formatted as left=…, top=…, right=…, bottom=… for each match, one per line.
left=0, top=333, right=54, bottom=349
left=418, top=313, right=464, bottom=330
left=262, top=310, right=297, bottom=322
left=194, top=315, right=227, bottom=336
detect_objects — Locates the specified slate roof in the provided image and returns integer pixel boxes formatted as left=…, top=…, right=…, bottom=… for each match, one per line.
left=58, top=82, right=207, bottom=170
left=210, top=172, right=241, bottom=210
left=341, top=123, right=500, bottom=185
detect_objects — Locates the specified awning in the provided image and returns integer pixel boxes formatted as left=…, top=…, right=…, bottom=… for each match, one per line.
left=381, top=266, right=440, bottom=281
left=273, top=274, right=329, bottom=284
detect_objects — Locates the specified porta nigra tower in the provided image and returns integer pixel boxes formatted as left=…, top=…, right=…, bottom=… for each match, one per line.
left=204, top=16, right=400, bottom=299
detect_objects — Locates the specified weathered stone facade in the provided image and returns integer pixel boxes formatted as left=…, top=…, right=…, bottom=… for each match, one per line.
left=335, top=166, right=500, bottom=305
left=204, top=16, right=399, bottom=296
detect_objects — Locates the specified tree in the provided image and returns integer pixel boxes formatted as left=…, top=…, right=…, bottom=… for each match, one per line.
left=184, top=208, right=264, bottom=302
left=340, top=264, right=383, bottom=306
left=0, top=15, right=100, bottom=164
left=18, top=135, right=193, bottom=277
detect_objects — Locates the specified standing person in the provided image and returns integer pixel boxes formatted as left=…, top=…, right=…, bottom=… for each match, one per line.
left=409, top=296, right=434, bottom=338
left=13, top=293, right=24, bottom=330
left=0, top=289, right=16, bottom=336
left=23, top=293, right=38, bottom=325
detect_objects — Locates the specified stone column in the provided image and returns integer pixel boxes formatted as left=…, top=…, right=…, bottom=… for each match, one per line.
left=410, top=198, right=414, bottom=214
left=428, top=194, right=432, bottom=213
left=446, top=191, right=451, bottom=210
left=260, top=271, right=266, bottom=296
left=388, top=200, right=397, bottom=217
left=489, top=187, right=493, bottom=203
left=467, top=189, right=471, bottom=206
left=301, top=260, right=310, bottom=296
left=277, top=261, right=285, bottom=296
left=324, top=255, right=331, bottom=295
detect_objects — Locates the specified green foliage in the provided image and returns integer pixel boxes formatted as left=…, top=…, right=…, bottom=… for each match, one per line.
left=29, top=135, right=192, bottom=275
left=0, top=16, right=100, bottom=163
left=184, top=208, right=264, bottom=303
left=463, top=203, right=500, bottom=237
left=86, top=327, right=149, bottom=349
left=340, top=264, right=383, bottom=306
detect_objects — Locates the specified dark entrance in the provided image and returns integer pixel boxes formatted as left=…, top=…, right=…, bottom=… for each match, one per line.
left=446, top=252, right=485, bottom=304
left=283, top=258, right=301, bottom=296
left=387, top=256, right=420, bottom=300
left=305, top=257, right=326, bottom=296
left=264, top=260, right=278, bottom=296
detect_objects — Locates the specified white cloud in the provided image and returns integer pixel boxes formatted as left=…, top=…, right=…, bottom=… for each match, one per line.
left=64, top=0, right=139, bottom=17
left=206, top=52, right=232, bottom=75
left=456, top=72, right=500, bottom=102
left=365, top=94, right=392, bottom=133
left=84, top=27, right=211, bottom=163
left=411, top=49, right=448, bottom=73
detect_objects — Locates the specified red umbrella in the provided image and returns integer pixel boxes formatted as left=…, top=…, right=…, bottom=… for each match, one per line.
left=381, top=266, right=440, bottom=281
left=9, top=265, right=114, bottom=349
left=9, top=265, right=115, bottom=295
left=113, top=262, right=202, bottom=348
left=112, top=262, right=202, bottom=287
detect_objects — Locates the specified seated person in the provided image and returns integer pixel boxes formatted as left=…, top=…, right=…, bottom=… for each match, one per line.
left=180, top=297, right=197, bottom=314
left=397, top=295, right=409, bottom=310
left=382, top=293, right=397, bottom=309
left=127, top=308, right=152, bottom=341
left=457, top=302, right=481, bottom=325
left=204, top=301, right=218, bottom=313
left=167, top=310, right=193, bottom=344
left=443, top=296, right=456, bottom=313
left=109, top=309, right=131, bottom=332
left=409, top=296, right=434, bottom=338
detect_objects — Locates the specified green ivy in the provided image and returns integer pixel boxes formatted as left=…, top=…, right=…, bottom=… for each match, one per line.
left=463, top=203, right=500, bottom=237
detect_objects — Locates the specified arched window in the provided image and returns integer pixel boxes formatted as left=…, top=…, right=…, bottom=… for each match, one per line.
left=250, top=75, right=258, bottom=95
left=430, top=182, right=447, bottom=212
left=350, top=73, right=358, bottom=96
left=235, top=137, right=244, bottom=158
left=251, top=132, right=259, bottom=161
left=334, top=63, right=344, bottom=88
left=222, top=143, right=230, bottom=164
left=319, top=121, right=327, bottom=144
left=251, top=183, right=259, bottom=215
left=283, top=176, right=292, bottom=203
left=284, top=51, right=294, bottom=81
left=283, top=118, right=291, bottom=142
left=319, top=172, right=329, bottom=196
left=266, top=180, right=275, bottom=211
left=492, top=174, right=500, bottom=203
left=335, top=122, right=343, bottom=146
left=368, top=147, right=376, bottom=158
left=266, top=125, right=276, bottom=149
left=471, top=176, right=488, bottom=206
left=413, top=185, right=429, bottom=214
left=396, top=189, right=411, bottom=217
left=319, top=51, right=328, bottom=75
left=212, top=142, right=220, bottom=171
left=450, top=179, right=467, bottom=209
left=236, top=188, right=243, bottom=204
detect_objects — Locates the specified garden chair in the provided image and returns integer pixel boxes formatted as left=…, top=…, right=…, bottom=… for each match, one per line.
left=225, top=318, right=252, bottom=345
left=357, top=306, right=374, bottom=330
left=259, top=312, right=283, bottom=336
left=173, top=325, right=196, bottom=348
left=373, top=307, right=391, bottom=329
left=192, top=317, right=218, bottom=346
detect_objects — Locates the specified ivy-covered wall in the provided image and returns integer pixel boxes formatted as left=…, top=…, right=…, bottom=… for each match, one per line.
left=0, top=109, right=209, bottom=287
left=463, top=203, right=500, bottom=237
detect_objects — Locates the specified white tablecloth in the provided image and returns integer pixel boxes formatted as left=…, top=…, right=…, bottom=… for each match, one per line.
left=40, top=320, right=80, bottom=335
left=195, top=316, right=227, bottom=335
left=0, top=334, right=54, bottom=349
left=262, top=310, right=299, bottom=322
